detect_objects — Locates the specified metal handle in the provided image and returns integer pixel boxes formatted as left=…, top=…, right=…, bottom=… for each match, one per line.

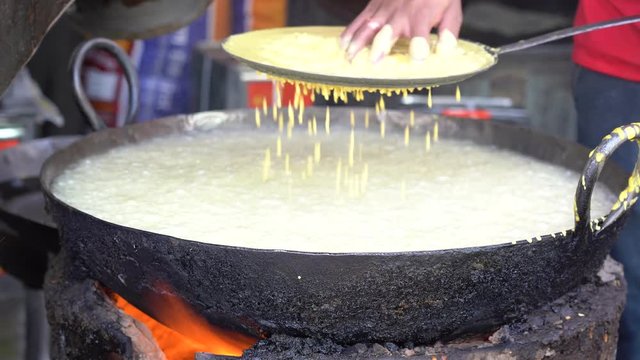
left=70, top=38, right=139, bottom=130
left=498, top=15, right=640, bottom=54
left=574, top=123, right=640, bottom=238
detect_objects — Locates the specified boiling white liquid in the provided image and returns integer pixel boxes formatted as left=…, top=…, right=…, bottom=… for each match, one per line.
left=52, top=128, right=616, bottom=253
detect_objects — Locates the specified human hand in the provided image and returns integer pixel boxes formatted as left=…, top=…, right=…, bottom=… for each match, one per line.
left=340, top=0, right=462, bottom=62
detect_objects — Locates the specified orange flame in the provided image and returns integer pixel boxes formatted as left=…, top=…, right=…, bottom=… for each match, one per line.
left=113, top=283, right=257, bottom=360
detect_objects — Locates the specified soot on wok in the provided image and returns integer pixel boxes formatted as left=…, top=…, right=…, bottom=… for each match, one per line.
left=44, top=244, right=624, bottom=360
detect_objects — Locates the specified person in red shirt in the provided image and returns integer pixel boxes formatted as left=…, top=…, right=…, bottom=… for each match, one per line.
left=572, top=3, right=640, bottom=358
left=573, top=0, right=640, bottom=82
left=342, top=1, right=640, bottom=358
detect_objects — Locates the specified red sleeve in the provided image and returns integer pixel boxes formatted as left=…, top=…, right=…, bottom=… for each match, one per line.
left=573, top=0, right=640, bottom=81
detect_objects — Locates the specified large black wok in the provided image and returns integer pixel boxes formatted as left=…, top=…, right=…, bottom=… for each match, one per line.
left=40, top=108, right=638, bottom=344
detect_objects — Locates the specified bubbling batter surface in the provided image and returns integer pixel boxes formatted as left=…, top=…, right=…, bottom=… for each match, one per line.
left=52, top=128, right=615, bottom=253
left=222, top=26, right=495, bottom=81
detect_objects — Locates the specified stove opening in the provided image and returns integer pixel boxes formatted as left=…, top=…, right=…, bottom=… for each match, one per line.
left=110, top=282, right=257, bottom=360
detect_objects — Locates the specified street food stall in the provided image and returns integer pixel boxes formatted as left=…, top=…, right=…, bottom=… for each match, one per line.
left=1, top=1, right=638, bottom=359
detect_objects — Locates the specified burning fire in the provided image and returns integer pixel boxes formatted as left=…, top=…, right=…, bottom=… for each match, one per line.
left=113, top=282, right=257, bottom=360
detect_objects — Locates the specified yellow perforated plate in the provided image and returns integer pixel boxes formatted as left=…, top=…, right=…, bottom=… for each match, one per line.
left=222, top=26, right=497, bottom=89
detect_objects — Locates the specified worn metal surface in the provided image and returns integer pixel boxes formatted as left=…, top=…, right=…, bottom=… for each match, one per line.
left=208, top=257, right=625, bottom=359
left=0, top=0, right=73, bottom=96
left=70, top=0, right=213, bottom=40
left=0, top=136, right=78, bottom=288
left=41, top=108, right=632, bottom=344
left=43, top=257, right=624, bottom=359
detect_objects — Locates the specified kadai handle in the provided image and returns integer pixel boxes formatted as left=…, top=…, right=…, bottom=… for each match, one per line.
left=574, top=123, right=640, bottom=239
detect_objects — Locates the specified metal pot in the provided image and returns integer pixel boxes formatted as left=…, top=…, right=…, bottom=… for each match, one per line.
left=40, top=108, right=637, bottom=344
left=0, top=37, right=138, bottom=288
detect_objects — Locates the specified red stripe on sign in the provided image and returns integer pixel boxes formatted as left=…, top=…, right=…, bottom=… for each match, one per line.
left=0, top=139, right=20, bottom=150
left=441, top=109, right=492, bottom=121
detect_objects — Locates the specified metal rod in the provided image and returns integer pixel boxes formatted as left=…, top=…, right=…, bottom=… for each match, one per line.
left=498, top=15, right=640, bottom=54
left=70, top=38, right=139, bottom=131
